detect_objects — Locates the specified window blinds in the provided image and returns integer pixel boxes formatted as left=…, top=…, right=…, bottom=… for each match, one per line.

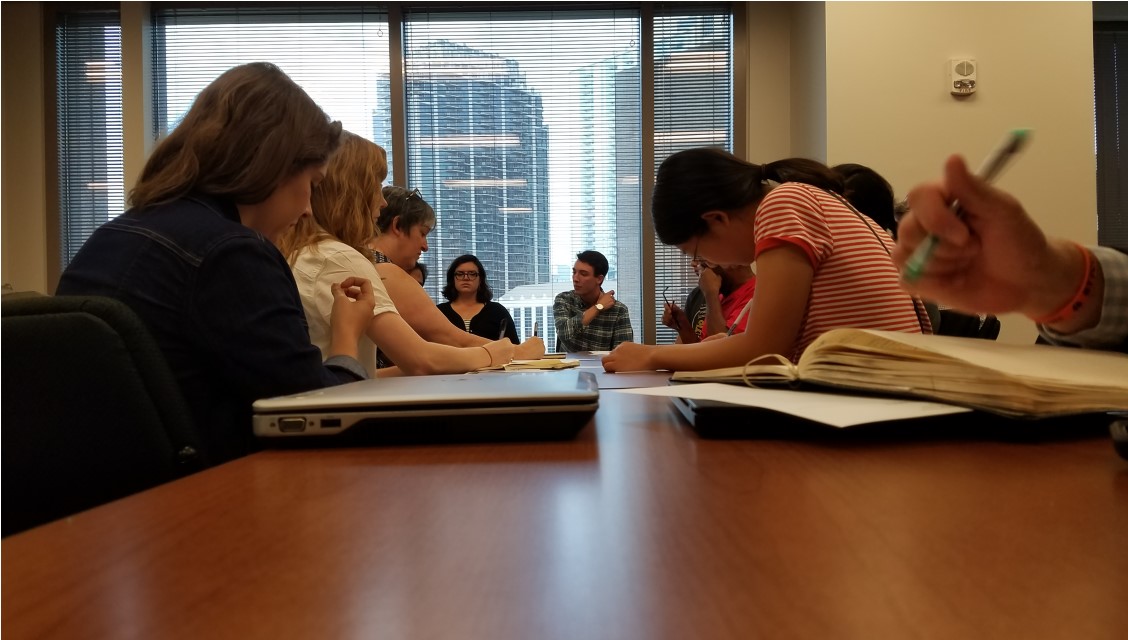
left=1095, top=24, right=1127, bottom=250
left=152, top=4, right=393, bottom=178
left=652, top=6, right=732, bottom=344
left=54, top=9, right=124, bottom=269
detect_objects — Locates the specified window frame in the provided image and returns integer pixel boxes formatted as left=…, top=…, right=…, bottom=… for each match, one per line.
left=46, top=1, right=745, bottom=343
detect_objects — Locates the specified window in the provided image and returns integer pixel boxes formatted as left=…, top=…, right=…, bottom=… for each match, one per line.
left=53, top=3, right=736, bottom=345
left=1094, top=22, right=1127, bottom=250
left=54, top=9, right=123, bottom=270
left=153, top=5, right=393, bottom=179
left=401, top=5, right=732, bottom=349
left=652, top=7, right=732, bottom=344
left=402, top=7, right=644, bottom=350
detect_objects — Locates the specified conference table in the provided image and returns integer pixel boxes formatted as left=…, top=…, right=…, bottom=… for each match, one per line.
left=3, top=363, right=1127, bottom=639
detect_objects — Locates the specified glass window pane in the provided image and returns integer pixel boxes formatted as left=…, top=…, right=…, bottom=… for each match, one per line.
left=153, top=5, right=393, bottom=180
left=652, top=7, right=733, bottom=345
left=55, top=10, right=124, bottom=269
left=403, top=9, right=643, bottom=349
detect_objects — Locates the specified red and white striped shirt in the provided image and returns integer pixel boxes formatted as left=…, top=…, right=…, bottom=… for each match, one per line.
left=754, top=182, right=929, bottom=361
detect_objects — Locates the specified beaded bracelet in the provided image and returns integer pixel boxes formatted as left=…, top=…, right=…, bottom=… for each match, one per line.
left=1032, top=243, right=1095, bottom=325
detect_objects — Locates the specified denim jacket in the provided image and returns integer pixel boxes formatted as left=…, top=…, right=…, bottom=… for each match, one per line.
left=57, top=194, right=367, bottom=463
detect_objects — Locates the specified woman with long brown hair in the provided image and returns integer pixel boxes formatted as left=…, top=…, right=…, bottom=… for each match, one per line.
left=280, top=131, right=515, bottom=375
left=57, top=63, right=376, bottom=463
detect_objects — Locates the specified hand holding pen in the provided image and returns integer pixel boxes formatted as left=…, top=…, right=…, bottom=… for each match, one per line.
left=892, top=140, right=1091, bottom=320
left=901, top=129, right=1029, bottom=282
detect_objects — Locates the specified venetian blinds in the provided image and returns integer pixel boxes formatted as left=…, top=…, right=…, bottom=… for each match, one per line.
left=55, top=9, right=124, bottom=269
left=401, top=4, right=733, bottom=348
left=401, top=6, right=644, bottom=349
left=1094, top=23, right=1127, bottom=250
left=152, top=5, right=393, bottom=178
left=652, top=5, right=732, bottom=345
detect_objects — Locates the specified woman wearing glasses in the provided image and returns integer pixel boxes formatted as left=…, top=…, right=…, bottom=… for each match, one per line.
left=603, top=147, right=931, bottom=373
left=438, top=255, right=520, bottom=343
left=280, top=132, right=515, bottom=376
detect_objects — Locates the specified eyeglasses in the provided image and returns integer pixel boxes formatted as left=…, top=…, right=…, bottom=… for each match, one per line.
left=662, top=284, right=673, bottom=307
left=691, top=237, right=701, bottom=263
left=454, top=271, right=480, bottom=280
left=405, top=188, right=422, bottom=201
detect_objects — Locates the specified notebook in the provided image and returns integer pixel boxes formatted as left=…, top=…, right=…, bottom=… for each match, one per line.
left=667, top=390, right=1115, bottom=441
left=670, top=328, right=1128, bottom=418
left=253, top=370, right=599, bottom=445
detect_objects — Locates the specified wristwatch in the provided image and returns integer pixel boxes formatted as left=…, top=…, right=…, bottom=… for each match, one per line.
left=594, top=303, right=605, bottom=311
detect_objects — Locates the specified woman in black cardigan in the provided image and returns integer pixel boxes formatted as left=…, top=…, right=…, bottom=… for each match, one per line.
left=437, top=254, right=519, bottom=344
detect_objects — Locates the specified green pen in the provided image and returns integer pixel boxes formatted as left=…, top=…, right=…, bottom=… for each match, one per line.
left=902, top=129, right=1031, bottom=282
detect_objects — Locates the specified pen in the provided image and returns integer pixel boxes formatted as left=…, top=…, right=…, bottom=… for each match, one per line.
left=902, top=128, right=1031, bottom=282
left=726, top=299, right=753, bottom=336
left=498, top=321, right=508, bottom=340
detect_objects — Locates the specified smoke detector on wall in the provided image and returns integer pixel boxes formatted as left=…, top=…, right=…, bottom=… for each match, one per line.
left=949, top=58, right=977, bottom=96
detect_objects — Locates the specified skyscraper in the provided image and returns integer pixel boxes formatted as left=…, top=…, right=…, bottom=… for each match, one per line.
left=403, top=41, right=551, bottom=304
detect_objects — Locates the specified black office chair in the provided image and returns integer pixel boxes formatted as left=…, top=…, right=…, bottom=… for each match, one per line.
left=1, top=294, right=207, bottom=536
left=935, top=309, right=1001, bottom=340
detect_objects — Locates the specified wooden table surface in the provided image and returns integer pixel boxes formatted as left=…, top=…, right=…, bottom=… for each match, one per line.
left=4, top=391, right=1127, bottom=640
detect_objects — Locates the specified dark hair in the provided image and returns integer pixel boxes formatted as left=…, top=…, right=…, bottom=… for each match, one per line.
left=378, top=186, right=436, bottom=235
left=410, top=261, right=428, bottom=285
left=575, top=250, right=609, bottom=278
left=833, top=163, right=896, bottom=233
left=131, top=62, right=342, bottom=210
left=651, top=147, right=843, bottom=246
left=442, top=254, right=493, bottom=303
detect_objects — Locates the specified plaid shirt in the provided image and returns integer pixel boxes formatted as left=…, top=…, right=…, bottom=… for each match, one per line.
left=553, top=290, right=634, bottom=352
left=1040, top=246, right=1128, bottom=353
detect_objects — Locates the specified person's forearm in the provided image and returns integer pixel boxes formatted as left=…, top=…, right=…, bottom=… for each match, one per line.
left=677, top=324, right=700, bottom=343
left=371, top=314, right=491, bottom=374
left=327, top=329, right=360, bottom=360
left=703, top=293, right=726, bottom=336
left=414, top=311, right=489, bottom=347
left=1022, top=239, right=1103, bottom=334
left=649, top=333, right=758, bottom=370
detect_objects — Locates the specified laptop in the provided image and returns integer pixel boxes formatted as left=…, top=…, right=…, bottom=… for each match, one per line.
left=253, top=370, right=599, bottom=445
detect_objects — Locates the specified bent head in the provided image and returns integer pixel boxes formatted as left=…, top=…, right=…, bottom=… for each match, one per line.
left=131, top=62, right=342, bottom=237
left=833, top=163, right=896, bottom=233
left=653, top=147, right=841, bottom=266
left=408, top=262, right=428, bottom=287
left=378, top=187, right=436, bottom=271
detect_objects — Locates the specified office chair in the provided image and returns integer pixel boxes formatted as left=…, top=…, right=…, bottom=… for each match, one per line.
left=1, top=294, right=207, bottom=536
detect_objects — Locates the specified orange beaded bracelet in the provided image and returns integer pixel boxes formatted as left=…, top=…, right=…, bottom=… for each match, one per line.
left=1032, top=243, right=1096, bottom=325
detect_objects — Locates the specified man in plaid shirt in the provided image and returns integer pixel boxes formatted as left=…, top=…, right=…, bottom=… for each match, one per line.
left=553, top=250, right=634, bottom=352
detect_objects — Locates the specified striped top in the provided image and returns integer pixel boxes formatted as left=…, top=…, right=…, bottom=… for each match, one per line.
left=754, top=182, right=930, bottom=362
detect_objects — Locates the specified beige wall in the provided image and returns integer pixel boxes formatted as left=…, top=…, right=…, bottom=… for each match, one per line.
left=2, top=2, right=1102, bottom=342
left=2, top=2, right=49, bottom=294
left=823, top=1, right=1096, bottom=343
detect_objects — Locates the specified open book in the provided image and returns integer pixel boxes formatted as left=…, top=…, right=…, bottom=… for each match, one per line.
left=670, top=328, right=1128, bottom=418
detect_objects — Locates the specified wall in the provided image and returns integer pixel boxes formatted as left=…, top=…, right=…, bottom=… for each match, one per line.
left=743, top=2, right=793, bottom=161
left=823, top=1, right=1096, bottom=344
left=790, top=2, right=828, bottom=161
left=2, top=2, right=48, bottom=294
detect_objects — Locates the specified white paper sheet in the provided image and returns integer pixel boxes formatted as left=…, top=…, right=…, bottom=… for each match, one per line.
left=614, top=383, right=970, bottom=428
